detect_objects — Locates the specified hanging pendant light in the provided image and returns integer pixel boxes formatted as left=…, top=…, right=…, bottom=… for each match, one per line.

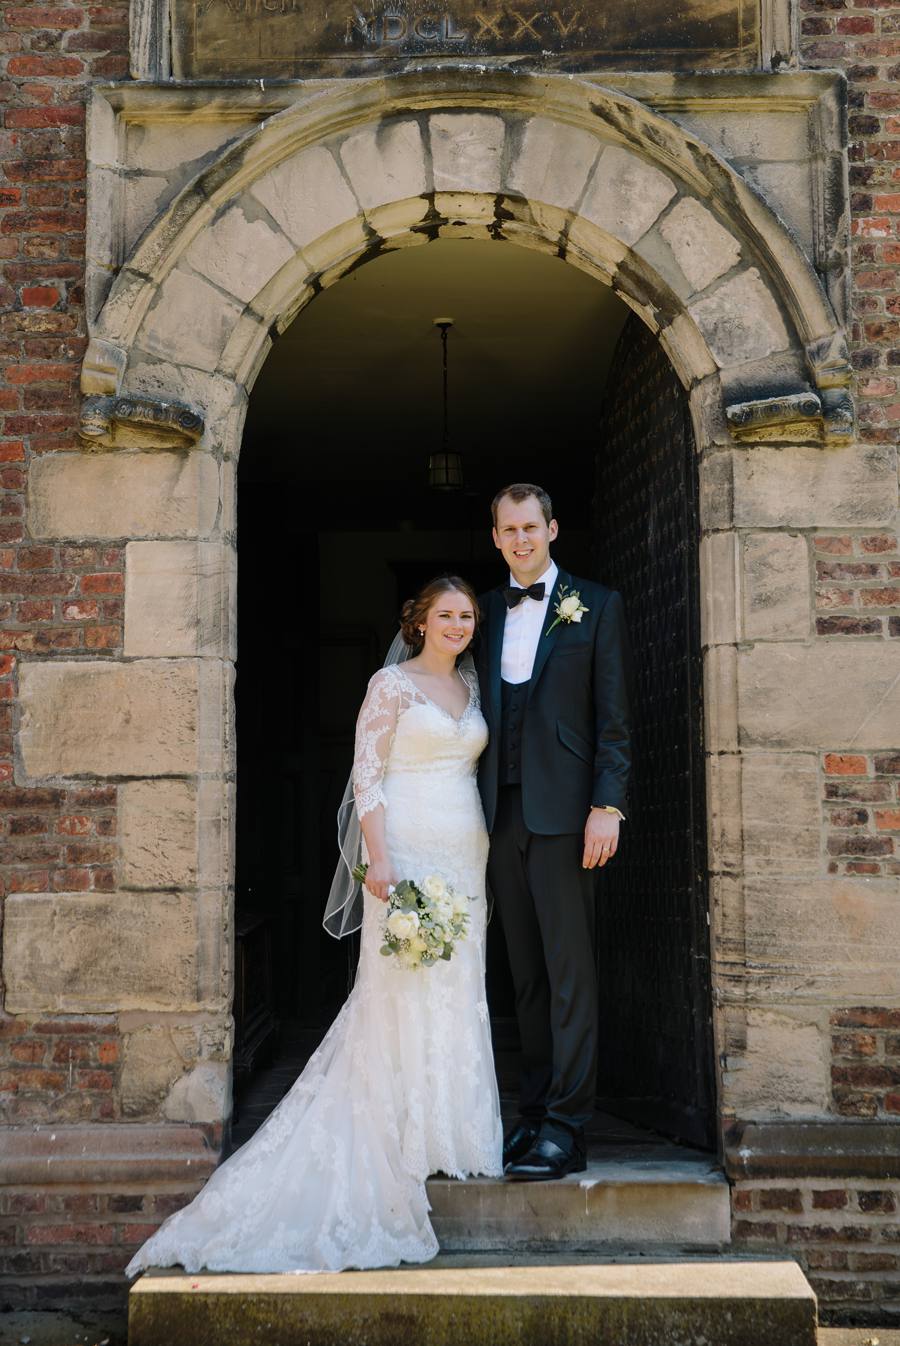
left=428, top=318, right=464, bottom=491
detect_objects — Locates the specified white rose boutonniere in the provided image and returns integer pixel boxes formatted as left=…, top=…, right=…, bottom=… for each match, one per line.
left=548, top=583, right=589, bottom=633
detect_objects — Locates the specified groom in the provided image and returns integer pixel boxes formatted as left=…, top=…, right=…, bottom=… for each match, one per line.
left=476, top=483, right=631, bottom=1181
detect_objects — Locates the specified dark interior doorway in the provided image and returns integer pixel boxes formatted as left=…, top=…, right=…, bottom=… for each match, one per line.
left=232, top=239, right=714, bottom=1152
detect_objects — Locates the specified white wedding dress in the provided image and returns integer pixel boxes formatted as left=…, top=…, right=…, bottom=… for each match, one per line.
left=126, top=662, right=503, bottom=1276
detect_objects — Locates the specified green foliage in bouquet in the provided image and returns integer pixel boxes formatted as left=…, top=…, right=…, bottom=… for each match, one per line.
left=352, top=863, right=473, bottom=970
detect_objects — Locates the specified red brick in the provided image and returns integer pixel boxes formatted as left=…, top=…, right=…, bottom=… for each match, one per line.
left=80, top=572, right=123, bottom=595
left=734, top=1220, right=779, bottom=1241
left=817, top=616, right=883, bottom=635
left=831, top=1008, right=900, bottom=1028
left=50, top=1039, right=91, bottom=1064
left=858, top=1190, right=896, bottom=1213
left=813, top=1190, right=849, bottom=1210
left=859, top=534, right=899, bottom=552
left=832, top=1063, right=900, bottom=1087
left=860, top=587, right=900, bottom=606
left=7, top=54, right=84, bottom=76
left=759, top=1189, right=804, bottom=1212
left=20, top=286, right=60, bottom=308
left=815, top=536, right=853, bottom=554
left=875, top=754, right=900, bottom=774
left=55, top=814, right=91, bottom=835
left=83, top=624, right=118, bottom=648
left=61, top=599, right=98, bottom=621
left=6, top=108, right=83, bottom=130
left=119, top=1222, right=162, bottom=1246
left=824, top=754, right=869, bottom=775
left=0, top=1067, right=65, bottom=1093
left=875, top=809, right=900, bottom=829
left=24, top=1222, right=117, bottom=1246
left=786, top=1224, right=874, bottom=1244
left=5, top=363, right=75, bottom=385
left=832, top=1031, right=878, bottom=1056
left=9, top=1040, right=45, bottom=1064
left=75, top=1069, right=113, bottom=1090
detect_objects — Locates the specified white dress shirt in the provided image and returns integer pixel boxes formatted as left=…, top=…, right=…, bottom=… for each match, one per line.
left=501, top=559, right=558, bottom=686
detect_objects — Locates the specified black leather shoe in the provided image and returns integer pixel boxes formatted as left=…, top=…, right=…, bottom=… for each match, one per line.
left=502, top=1122, right=539, bottom=1169
left=505, top=1136, right=587, bottom=1182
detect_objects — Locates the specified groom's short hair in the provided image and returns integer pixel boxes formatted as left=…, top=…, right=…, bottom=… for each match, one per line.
left=491, top=483, right=554, bottom=527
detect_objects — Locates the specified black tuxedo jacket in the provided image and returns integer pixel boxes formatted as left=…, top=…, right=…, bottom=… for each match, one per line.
left=475, top=568, right=631, bottom=835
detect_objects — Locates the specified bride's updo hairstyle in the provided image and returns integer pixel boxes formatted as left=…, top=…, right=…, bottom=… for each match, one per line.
left=400, top=575, right=481, bottom=654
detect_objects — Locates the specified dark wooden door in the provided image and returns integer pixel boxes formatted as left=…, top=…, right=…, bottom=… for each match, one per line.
left=593, top=315, right=716, bottom=1149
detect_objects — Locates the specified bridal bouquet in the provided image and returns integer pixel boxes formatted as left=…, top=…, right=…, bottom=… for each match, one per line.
left=352, top=865, right=472, bottom=970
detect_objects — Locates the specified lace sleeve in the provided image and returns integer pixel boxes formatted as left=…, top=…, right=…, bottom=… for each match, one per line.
left=353, top=667, right=401, bottom=818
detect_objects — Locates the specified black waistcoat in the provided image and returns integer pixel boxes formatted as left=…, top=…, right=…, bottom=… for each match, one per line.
left=500, top=678, right=530, bottom=785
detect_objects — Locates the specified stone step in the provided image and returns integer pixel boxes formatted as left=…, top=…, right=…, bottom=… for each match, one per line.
left=428, top=1152, right=731, bottom=1251
left=128, top=1256, right=817, bottom=1346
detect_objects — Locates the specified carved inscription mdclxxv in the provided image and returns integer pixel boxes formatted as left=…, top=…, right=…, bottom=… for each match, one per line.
left=173, top=0, right=759, bottom=76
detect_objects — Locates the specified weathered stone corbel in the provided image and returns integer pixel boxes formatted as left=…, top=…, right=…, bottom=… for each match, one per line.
left=819, top=386, right=855, bottom=442
left=804, top=332, right=856, bottom=442
left=78, top=394, right=204, bottom=450
left=725, top=391, right=822, bottom=442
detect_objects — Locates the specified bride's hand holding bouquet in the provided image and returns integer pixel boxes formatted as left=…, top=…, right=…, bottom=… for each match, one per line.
left=361, top=856, right=396, bottom=903
left=353, top=864, right=473, bottom=970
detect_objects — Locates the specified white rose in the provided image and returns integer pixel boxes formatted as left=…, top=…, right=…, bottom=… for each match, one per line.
left=387, top=910, right=419, bottom=941
left=399, top=948, right=421, bottom=970
left=451, top=892, right=468, bottom=918
left=559, top=594, right=583, bottom=621
left=422, top=874, right=448, bottom=900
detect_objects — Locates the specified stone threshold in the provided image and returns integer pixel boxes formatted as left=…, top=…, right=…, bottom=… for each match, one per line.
left=128, top=1256, right=817, bottom=1346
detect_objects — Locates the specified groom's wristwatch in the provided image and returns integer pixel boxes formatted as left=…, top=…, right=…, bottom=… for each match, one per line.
left=594, top=805, right=626, bottom=821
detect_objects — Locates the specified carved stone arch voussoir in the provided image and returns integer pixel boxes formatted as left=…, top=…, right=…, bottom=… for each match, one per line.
left=83, top=70, right=853, bottom=449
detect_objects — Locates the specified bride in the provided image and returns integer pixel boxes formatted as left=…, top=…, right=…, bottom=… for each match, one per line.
left=126, top=575, right=503, bottom=1276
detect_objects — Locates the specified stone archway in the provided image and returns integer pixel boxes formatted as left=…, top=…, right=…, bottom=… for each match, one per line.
left=10, top=69, right=854, bottom=1142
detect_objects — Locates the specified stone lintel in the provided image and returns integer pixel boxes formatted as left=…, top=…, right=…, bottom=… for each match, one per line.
left=726, top=1121, right=900, bottom=1179
left=0, top=1122, right=217, bottom=1186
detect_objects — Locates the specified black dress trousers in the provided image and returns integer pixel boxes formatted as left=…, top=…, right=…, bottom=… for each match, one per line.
left=487, top=782, right=598, bottom=1140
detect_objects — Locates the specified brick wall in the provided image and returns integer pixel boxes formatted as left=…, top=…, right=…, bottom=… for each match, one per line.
left=0, top=5, right=129, bottom=973
left=733, top=1179, right=900, bottom=1320
left=823, top=750, right=900, bottom=876
left=830, top=1008, right=900, bottom=1118
left=815, top=533, right=900, bottom=637
left=800, top=0, right=900, bottom=445
left=0, top=1, right=133, bottom=1304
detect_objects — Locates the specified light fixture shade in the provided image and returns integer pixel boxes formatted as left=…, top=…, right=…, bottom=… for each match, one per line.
left=427, top=450, right=464, bottom=491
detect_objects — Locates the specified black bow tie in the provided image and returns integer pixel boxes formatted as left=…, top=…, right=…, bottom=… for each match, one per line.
left=504, top=582, right=546, bottom=609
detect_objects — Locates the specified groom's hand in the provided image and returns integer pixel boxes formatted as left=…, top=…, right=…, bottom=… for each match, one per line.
left=583, top=809, right=619, bottom=869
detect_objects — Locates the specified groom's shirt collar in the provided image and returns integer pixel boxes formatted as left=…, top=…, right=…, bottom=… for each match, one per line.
left=501, top=558, right=557, bottom=685
left=507, top=558, right=558, bottom=593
